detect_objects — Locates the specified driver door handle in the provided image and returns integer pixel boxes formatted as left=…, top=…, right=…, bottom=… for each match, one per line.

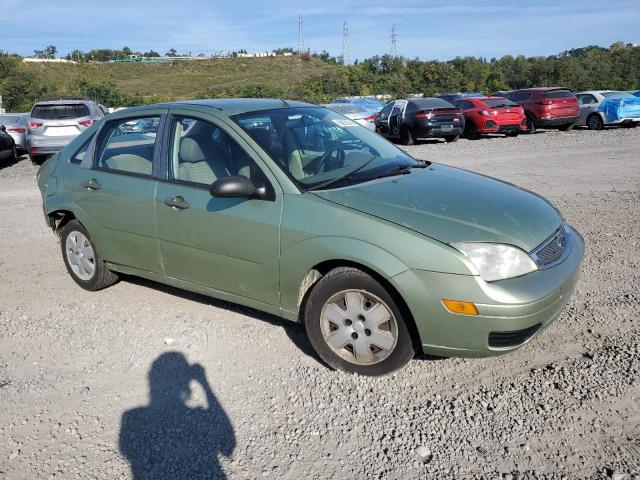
left=82, top=178, right=101, bottom=190
left=164, top=196, right=190, bottom=210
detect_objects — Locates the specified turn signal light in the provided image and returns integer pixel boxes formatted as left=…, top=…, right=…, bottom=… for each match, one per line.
left=28, top=121, right=43, bottom=129
left=442, top=299, right=479, bottom=316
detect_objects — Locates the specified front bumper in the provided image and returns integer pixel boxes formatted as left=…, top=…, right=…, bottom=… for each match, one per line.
left=536, top=116, right=578, bottom=127
left=392, top=225, right=584, bottom=357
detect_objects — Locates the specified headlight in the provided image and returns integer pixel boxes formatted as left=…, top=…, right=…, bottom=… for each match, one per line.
left=451, top=242, right=538, bottom=282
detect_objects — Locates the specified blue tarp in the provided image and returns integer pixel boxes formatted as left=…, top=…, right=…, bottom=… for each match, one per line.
left=599, top=97, right=640, bottom=122
left=633, top=91, right=640, bottom=97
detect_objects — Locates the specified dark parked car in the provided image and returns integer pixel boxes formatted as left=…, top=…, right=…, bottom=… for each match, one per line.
left=0, top=125, right=19, bottom=164
left=375, top=98, right=465, bottom=145
left=503, top=88, right=579, bottom=134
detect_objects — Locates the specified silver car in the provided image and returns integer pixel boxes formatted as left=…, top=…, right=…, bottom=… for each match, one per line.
left=575, top=91, right=640, bottom=130
left=322, top=104, right=377, bottom=131
left=26, top=99, right=108, bottom=163
left=0, top=114, right=29, bottom=153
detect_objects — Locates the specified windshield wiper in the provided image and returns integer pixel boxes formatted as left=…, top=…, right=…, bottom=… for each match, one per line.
left=369, top=162, right=429, bottom=180
left=307, top=155, right=376, bottom=191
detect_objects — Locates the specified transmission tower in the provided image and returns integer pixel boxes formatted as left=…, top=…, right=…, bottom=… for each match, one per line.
left=341, top=21, right=350, bottom=66
left=390, top=24, right=398, bottom=57
left=298, top=14, right=305, bottom=55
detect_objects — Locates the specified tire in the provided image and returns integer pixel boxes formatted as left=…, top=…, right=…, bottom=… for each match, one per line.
left=622, top=122, right=638, bottom=128
left=303, top=267, right=415, bottom=376
left=399, top=126, right=414, bottom=145
left=525, top=115, right=537, bottom=134
left=505, top=131, right=519, bottom=137
left=59, top=219, right=119, bottom=291
left=29, top=154, right=45, bottom=165
left=444, top=134, right=460, bottom=143
left=586, top=114, right=604, bottom=131
left=463, top=122, right=479, bottom=140
left=558, top=124, right=574, bottom=132
left=10, top=142, right=18, bottom=162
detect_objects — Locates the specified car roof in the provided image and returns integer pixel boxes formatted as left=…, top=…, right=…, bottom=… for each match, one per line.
left=33, top=98, right=94, bottom=106
left=512, top=87, right=571, bottom=92
left=156, top=98, right=317, bottom=115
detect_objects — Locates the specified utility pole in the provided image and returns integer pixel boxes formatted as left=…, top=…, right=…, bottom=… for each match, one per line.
left=341, top=21, right=350, bottom=66
left=298, top=14, right=305, bottom=55
left=390, top=24, right=398, bottom=57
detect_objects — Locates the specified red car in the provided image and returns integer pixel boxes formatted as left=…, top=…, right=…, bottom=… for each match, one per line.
left=502, top=87, right=579, bottom=134
left=454, top=97, right=527, bottom=139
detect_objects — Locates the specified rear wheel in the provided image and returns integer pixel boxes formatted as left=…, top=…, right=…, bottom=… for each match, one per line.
left=59, top=220, right=119, bottom=291
left=505, top=131, right=519, bottom=137
left=525, top=115, right=537, bottom=134
left=10, top=142, right=18, bottom=162
left=586, top=114, right=604, bottom=130
left=399, top=126, right=414, bottom=145
left=304, top=267, right=415, bottom=376
left=29, top=154, right=46, bottom=165
left=622, top=122, right=638, bottom=128
left=463, top=122, right=480, bottom=140
left=558, top=124, right=574, bottom=132
left=444, top=134, right=460, bottom=143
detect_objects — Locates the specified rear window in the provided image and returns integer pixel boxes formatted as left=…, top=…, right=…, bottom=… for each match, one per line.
left=326, top=104, right=367, bottom=115
left=31, top=104, right=90, bottom=120
left=0, top=115, right=22, bottom=125
left=543, top=90, right=574, bottom=99
left=483, top=99, right=519, bottom=108
left=413, top=98, right=456, bottom=109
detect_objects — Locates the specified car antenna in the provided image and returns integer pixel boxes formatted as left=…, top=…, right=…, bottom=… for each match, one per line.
left=279, top=99, right=291, bottom=107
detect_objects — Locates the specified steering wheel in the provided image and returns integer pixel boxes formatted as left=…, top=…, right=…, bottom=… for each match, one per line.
left=313, top=144, right=345, bottom=174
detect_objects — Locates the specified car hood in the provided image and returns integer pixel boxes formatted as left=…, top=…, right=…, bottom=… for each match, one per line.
left=313, top=163, right=562, bottom=252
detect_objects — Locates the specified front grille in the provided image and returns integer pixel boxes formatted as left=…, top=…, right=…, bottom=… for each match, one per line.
left=531, top=225, right=570, bottom=269
left=488, top=323, right=541, bottom=348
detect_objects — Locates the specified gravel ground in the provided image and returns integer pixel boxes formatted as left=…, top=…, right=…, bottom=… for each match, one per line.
left=0, top=127, right=639, bottom=479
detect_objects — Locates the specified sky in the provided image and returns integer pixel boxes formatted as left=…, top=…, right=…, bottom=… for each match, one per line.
left=1, top=0, right=639, bottom=61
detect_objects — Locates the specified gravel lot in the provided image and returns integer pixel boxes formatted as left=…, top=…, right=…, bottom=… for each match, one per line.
left=1, top=128, right=639, bottom=479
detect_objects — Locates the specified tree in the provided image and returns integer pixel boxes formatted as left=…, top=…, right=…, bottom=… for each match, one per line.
left=166, top=48, right=177, bottom=57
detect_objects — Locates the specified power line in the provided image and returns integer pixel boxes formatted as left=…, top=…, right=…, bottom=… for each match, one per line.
left=390, top=24, right=398, bottom=57
left=298, top=14, right=305, bottom=55
left=341, top=21, right=350, bottom=66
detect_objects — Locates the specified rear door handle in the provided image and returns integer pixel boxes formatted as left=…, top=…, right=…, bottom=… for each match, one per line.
left=82, top=178, right=101, bottom=190
left=163, top=196, right=190, bottom=210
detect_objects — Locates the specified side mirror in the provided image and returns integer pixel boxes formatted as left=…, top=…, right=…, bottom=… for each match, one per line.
left=210, top=175, right=256, bottom=198
left=0, top=125, right=6, bottom=132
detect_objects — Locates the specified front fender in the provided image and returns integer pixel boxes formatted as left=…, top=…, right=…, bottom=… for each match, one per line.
left=279, top=235, right=410, bottom=319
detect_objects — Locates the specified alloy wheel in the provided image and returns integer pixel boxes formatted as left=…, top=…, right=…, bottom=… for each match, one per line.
left=319, top=290, right=398, bottom=365
left=65, top=231, right=96, bottom=281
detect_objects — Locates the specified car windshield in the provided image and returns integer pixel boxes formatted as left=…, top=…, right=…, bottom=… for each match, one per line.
left=0, top=115, right=23, bottom=125
left=31, top=104, right=90, bottom=120
left=233, top=107, right=418, bottom=190
left=601, top=91, right=634, bottom=98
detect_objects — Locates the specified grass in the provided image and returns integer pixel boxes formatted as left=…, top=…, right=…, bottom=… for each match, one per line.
left=23, top=56, right=336, bottom=100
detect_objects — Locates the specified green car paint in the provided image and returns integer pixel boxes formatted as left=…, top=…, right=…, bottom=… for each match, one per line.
left=37, top=99, right=583, bottom=360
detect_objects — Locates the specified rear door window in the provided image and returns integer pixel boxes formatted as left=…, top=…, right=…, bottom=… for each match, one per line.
left=94, top=116, right=161, bottom=176
left=577, top=94, right=597, bottom=105
left=31, top=104, right=90, bottom=120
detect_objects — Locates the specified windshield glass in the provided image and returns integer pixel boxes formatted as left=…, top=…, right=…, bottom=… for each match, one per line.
left=324, top=104, right=368, bottom=115
left=233, top=107, right=418, bottom=189
left=0, top=115, right=23, bottom=125
left=601, top=91, right=634, bottom=98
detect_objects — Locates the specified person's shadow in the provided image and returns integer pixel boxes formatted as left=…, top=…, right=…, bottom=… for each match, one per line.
left=119, top=352, right=235, bottom=479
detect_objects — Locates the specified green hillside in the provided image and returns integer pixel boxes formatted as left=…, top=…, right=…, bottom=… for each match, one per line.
left=22, top=56, right=336, bottom=101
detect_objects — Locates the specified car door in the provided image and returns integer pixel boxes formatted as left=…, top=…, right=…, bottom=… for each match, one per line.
left=376, top=102, right=394, bottom=135
left=154, top=110, right=282, bottom=307
left=388, top=100, right=408, bottom=137
left=577, top=94, right=598, bottom=124
left=67, top=110, right=166, bottom=273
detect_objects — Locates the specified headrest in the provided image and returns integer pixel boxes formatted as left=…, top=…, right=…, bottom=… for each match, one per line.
left=249, top=128, right=271, bottom=150
left=179, top=137, right=206, bottom=163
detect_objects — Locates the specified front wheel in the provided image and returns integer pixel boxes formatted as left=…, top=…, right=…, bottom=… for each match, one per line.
left=525, top=115, right=537, bottom=134
left=60, top=220, right=119, bottom=291
left=304, top=267, right=415, bottom=376
left=444, top=134, right=460, bottom=143
left=463, top=122, right=479, bottom=140
left=622, top=122, right=638, bottom=128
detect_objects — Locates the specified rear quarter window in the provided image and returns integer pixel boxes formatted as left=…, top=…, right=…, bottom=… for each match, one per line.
left=31, top=104, right=90, bottom=120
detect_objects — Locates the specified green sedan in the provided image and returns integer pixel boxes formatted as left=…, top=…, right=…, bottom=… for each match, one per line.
left=36, top=99, right=584, bottom=376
